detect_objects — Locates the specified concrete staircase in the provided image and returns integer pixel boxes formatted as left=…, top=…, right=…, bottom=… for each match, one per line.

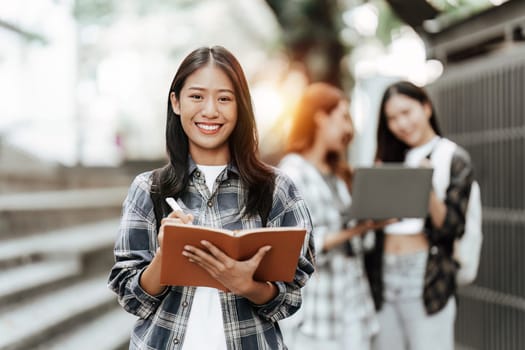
left=0, top=184, right=138, bottom=349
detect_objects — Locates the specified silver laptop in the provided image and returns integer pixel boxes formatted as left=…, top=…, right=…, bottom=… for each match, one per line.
left=349, top=165, right=434, bottom=220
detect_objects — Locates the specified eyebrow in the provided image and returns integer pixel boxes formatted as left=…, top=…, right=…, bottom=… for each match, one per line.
left=187, top=86, right=234, bottom=94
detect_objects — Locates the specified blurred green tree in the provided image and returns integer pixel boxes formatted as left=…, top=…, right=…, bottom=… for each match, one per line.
left=265, top=0, right=347, bottom=88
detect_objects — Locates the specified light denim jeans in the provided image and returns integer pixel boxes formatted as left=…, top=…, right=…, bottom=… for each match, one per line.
left=282, top=308, right=373, bottom=350
left=373, top=251, right=456, bottom=350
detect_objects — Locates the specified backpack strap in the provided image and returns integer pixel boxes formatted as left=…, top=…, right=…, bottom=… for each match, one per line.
left=429, top=138, right=457, bottom=200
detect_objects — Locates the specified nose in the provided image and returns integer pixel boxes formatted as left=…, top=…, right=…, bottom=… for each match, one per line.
left=344, top=120, right=353, bottom=133
left=202, top=98, right=219, bottom=118
left=341, top=121, right=354, bottom=144
left=395, top=115, right=410, bottom=130
left=342, top=120, right=353, bottom=136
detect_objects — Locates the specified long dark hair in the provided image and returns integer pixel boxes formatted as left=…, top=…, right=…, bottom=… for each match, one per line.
left=154, top=46, right=275, bottom=222
left=286, top=82, right=354, bottom=188
left=376, top=81, right=441, bottom=162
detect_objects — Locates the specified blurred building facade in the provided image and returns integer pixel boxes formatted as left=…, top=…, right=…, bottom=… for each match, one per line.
left=0, top=0, right=283, bottom=168
left=0, top=0, right=78, bottom=166
left=423, top=2, right=525, bottom=349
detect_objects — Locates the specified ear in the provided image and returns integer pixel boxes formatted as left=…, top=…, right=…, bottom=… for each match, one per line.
left=313, top=110, right=328, bottom=127
left=170, top=92, right=180, bottom=115
left=422, top=102, right=432, bottom=120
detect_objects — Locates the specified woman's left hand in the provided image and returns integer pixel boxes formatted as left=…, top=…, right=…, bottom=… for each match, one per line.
left=419, top=158, right=433, bottom=168
left=369, top=218, right=399, bottom=230
left=182, top=241, right=271, bottom=295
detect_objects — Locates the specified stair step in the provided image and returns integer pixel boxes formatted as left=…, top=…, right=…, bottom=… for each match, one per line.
left=0, top=187, right=127, bottom=238
left=0, top=219, right=121, bottom=268
left=0, top=274, right=118, bottom=350
left=0, top=258, right=81, bottom=307
left=0, top=187, right=129, bottom=211
left=36, top=307, right=136, bottom=350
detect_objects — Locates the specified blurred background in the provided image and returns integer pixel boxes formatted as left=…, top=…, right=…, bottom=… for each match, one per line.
left=0, top=0, right=523, bottom=349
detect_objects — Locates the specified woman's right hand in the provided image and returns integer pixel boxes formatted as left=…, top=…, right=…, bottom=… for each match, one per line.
left=141, top=210, right=193, bottom=296
left=157, top=211, right=194, bottom=252
left=348, top=218, right=398, bottom=237
left=368, top=218, right=398, bottom=231
left=342, top=222, right=370, bottom=239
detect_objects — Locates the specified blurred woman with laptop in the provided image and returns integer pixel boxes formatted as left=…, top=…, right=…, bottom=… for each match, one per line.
left=278, top=82, right=391, bottom=350
left=365, top=81, right=474, bottom=350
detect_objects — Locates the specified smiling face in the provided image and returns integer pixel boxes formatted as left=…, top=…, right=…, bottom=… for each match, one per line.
left=170, top=63, right=237, bottom=165
left=384, top=94, right=436, bottom=148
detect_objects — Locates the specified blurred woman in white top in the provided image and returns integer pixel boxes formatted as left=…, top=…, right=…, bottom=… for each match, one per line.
left=365, top=81, right=474, bottom=350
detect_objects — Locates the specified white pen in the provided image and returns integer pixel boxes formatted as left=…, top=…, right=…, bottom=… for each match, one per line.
left=165, top=197, right=184, bottom=212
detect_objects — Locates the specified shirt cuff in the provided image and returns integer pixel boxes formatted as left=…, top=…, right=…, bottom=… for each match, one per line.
left=129, top=268, right=169, bottom=318
left=252, top=281, right=287, bottom=321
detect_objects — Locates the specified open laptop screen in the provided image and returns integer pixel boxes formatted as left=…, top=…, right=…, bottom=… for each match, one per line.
left=349, top=165, right=433, bottom=220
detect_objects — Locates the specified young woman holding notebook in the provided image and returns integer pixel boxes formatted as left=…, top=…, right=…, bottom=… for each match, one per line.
left=278, top=82, right=391, bottom=350
left=108, top=46, right=315, bottom=350
left=365, top=81, right=475, bottom=350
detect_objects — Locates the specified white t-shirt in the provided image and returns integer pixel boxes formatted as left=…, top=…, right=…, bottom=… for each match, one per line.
left=182, top=164, right=227, bottom=350
left=384, top=136, right=440, bottom=235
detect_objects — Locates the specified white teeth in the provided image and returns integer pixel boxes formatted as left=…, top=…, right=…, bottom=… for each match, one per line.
left=197, top=123, right=220, bottom=131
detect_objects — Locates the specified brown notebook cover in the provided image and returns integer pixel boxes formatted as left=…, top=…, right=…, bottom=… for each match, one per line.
left=160, top=223, right=307, bottom=291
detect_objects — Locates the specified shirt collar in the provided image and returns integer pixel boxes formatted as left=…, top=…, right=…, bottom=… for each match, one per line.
left=187, top=156, right=240, bottom=178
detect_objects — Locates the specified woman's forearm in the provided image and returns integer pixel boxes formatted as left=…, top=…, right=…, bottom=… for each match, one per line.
left=240, top=280, right=278, bottom=305
left=322, top=227, right=361, bottom=251
left=139, top=250, right=166, bottom=296
left=428, top=191, right=447, bottom=229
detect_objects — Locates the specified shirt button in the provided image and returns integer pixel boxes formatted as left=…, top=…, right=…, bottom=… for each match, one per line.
left=207, top=200, right=213, bottom=207
left=182, top=301, right=188, bottom=307
left=430, top=246, right=439, bottom=255
left=173, top=338, right=179, bottom=344
left=195, top=171, right=200, bottom=177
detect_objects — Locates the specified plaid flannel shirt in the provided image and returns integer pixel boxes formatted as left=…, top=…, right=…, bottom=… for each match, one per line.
left=108, top=161, right=314, bottom=350
left=278, top=154, right=379, bottom=340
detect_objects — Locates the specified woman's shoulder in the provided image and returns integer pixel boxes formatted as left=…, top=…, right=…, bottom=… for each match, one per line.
left=440, top=138, right=473, bottom=178
left=277, top=153, right=315, bottom=179
left=278, top=153, right=308, bottom=169
left=120, top=171, right=156, bottom=219
left=130, top=170, right=154, bottom=190
left=453, top=144, right=471, bottom=163
left=272, top=164, right=297, bottom=186
left=268, top=163, right=306, bottom=199
left=441, top=138, right=471, bottom=163
left=125, top=171, right=155, bottom=203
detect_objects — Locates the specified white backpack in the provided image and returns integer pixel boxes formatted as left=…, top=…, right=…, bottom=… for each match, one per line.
left=430, top=138, right=483, bottom=286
